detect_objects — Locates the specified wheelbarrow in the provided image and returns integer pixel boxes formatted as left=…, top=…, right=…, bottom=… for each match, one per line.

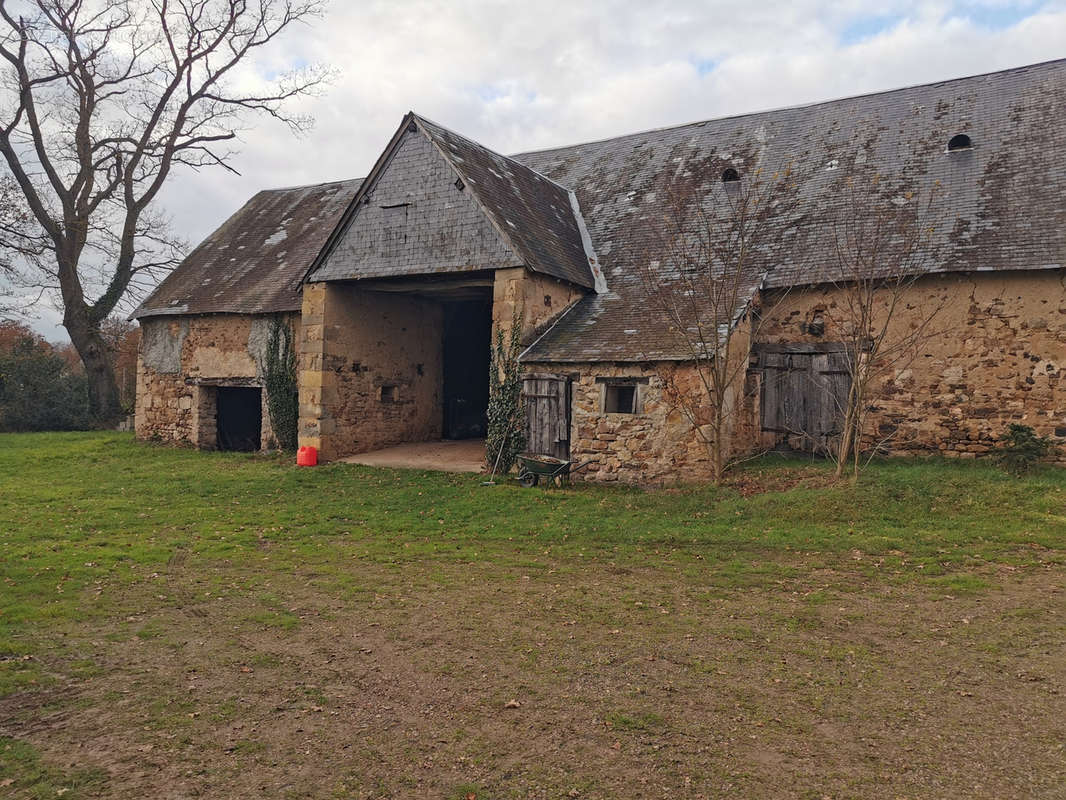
left=516, top=453, right=593, bottom=488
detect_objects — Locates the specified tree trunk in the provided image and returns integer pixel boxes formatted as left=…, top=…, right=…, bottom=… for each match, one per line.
left=65, top=314, right=122, bottom=425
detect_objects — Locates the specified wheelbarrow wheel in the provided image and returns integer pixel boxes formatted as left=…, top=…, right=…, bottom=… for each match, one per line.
left=518, top=470, right=539, bottom=488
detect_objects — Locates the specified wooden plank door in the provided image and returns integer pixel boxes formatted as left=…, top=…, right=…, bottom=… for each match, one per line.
left=521, top=373, right=571, bottom=460
left=759, top=349, right=850, bottom=454
left=810, top=352, right=851, bottom=452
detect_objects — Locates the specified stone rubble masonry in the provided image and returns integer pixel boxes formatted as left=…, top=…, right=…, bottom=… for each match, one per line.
left=298, top=267, right=583, bottom=462
left=135, top=312, right=300, bottom=450
left=524, top=355, right=758, bottom=486
left=491, top=266, right=585, bottom=345
left=298, top=282, right=445, bottom=461
left=759, top=270, right=1065, bottom=461
left=527, top=269, right=1064, bottom=485
left=140, top=267, right=1064, bottom=480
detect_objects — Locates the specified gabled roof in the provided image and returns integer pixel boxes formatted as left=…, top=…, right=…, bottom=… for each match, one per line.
left=305, top=113, right=602, bottom=290
left=415, top=115, right=606, bottom=292
left=133, top=179, right=359, bottom=319
left=518, top=58, right=1066, bottom=361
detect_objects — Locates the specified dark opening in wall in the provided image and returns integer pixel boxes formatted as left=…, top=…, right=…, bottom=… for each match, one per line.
left=442, top=299, right=492, bottom=439
left=947, top=133, right=972, bottom=151
left=216, top=387, right=262, bottom=452
left=722, top=167, right=740, bottom=183
left=604, top=383, right=637, bottom=414
left=380, top=384, right=397, bottom=403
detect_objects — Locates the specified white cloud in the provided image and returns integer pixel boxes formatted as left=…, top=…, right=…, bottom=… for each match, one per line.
left=21, top=0, right=1066, bottom=340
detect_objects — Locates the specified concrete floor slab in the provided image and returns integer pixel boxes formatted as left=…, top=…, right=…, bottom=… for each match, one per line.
left=338, top=439, right=486, bottom=473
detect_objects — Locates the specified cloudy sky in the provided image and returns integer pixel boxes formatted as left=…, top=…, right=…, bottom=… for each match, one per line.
left=24, top=0, right=1066, bottom=340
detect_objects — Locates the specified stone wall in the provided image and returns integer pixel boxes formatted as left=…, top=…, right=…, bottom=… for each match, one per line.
left=136, top=312, right=299, bottom=450
left=298, top=283, right=445, bottom=460
left=524, top=269, right=1065, bottom=484
left=759, top=270, right=1066, bottom=459
left=524, top=353, right=759, bottom=486
left=491, top=266, right=586, bottom=343
left=299, top=267, right=589, bottom=462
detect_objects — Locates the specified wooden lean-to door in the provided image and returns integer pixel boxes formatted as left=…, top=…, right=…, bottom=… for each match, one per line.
left=758, top=347, right=850, bottom=454
left=521, top=373, right=571, bottom=460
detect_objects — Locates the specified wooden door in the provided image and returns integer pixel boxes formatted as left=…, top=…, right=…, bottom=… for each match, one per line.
left=759, top=349, right=850, bottom=453
left=521, top=373, right=571, bottom=460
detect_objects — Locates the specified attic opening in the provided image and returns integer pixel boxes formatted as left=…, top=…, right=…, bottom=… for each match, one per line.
left=947, top=133, right=972, bottom=152
left=721, top=167, right=740, bottom=183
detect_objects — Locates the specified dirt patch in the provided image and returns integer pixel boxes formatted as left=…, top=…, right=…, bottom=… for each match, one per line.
left=339, top=438, right=486, bottom=473
left=3, top=559, right=1065, bottom=799
left=724, top=464, right=839, bottom=496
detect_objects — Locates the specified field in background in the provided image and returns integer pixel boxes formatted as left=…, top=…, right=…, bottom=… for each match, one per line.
left=1, top=432, right=1064, bottom=798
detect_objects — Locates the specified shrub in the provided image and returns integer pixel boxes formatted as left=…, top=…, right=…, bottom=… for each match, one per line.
left=0, top=331, right=90, bottom=431
left=995, top=423, right=1059, bottom=476
left=485, top=315, right=526, bottom=475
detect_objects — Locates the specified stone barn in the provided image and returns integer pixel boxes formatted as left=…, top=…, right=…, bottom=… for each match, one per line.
left=134, top=59, right=1066, bottom=482
left=134, top=180, right=358, bottom=450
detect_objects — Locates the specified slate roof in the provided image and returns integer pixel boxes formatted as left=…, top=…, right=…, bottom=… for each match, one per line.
left=136, top=59, right=1066, bottom=363
left=415, top=116, right=604, bottom=291
left=517, top=58, right=1066, bottom=361
left=307, top=114, right=602, bottom=290
left=132, top=179, right=359, bottom=318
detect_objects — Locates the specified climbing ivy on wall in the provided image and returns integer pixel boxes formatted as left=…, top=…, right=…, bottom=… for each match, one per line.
left=486, top=315, right=526, bottom=475
left=265, top=316, right=298, bottom=451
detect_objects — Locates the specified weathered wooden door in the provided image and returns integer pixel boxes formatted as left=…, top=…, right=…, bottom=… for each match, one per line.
left=759, top=348, right=850, bottom=453
left=521, top=373, right=571, bottom=460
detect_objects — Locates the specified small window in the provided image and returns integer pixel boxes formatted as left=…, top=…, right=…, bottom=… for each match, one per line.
left=604, top=383, right=637, bottom=414
left=947, top=134, right=972, bottom=152
left=721, top=167, right=740, bottom=183
left=380, top=385, right=397, bottom=403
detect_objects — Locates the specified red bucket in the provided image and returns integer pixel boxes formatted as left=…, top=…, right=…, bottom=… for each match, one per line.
left=296, top=446, right=318, bottom=467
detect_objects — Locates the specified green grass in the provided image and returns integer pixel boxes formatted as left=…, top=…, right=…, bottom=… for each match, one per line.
left=604, top=710, right=665, bottom=731
left=0, top=737, right=107, bottom=799
left=1, top=431, right=1065, bottom=797
left=1, top=431, right=1064, bottom=664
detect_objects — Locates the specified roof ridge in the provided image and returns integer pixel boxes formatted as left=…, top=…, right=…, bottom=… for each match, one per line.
left=256, top=176, right=363, bottom=193
left=510, top=57, right=1066, bottom=159
left=411, top=112, right=578, bottom=194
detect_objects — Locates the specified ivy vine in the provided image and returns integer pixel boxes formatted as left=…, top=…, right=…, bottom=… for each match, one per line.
left=486, top=314, right=526, bottom=474
left=265, top=315, right=299, bottom=451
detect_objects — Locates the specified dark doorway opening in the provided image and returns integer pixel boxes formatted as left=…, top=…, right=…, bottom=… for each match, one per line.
left=216, top=387, right=262, bottom=452
left=442, top=300, right=491, bottom=439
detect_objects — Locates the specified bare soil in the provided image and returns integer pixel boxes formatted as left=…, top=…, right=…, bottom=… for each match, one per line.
left=339, top=440, right=487, bottom=474
left=3, top=558, right=1065, bottom=799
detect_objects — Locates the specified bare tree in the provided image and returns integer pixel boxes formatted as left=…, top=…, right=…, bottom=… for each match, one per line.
left=637, top=158, right=804, bottom=485
left=824, top=173, right=950, bottom=479
left=0, top=0, right=328, bottom=422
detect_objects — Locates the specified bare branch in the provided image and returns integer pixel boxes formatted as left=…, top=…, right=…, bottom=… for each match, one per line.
left=0, top=0, right=329, bottom=419
left=636, top=149, right=808, bottom=484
